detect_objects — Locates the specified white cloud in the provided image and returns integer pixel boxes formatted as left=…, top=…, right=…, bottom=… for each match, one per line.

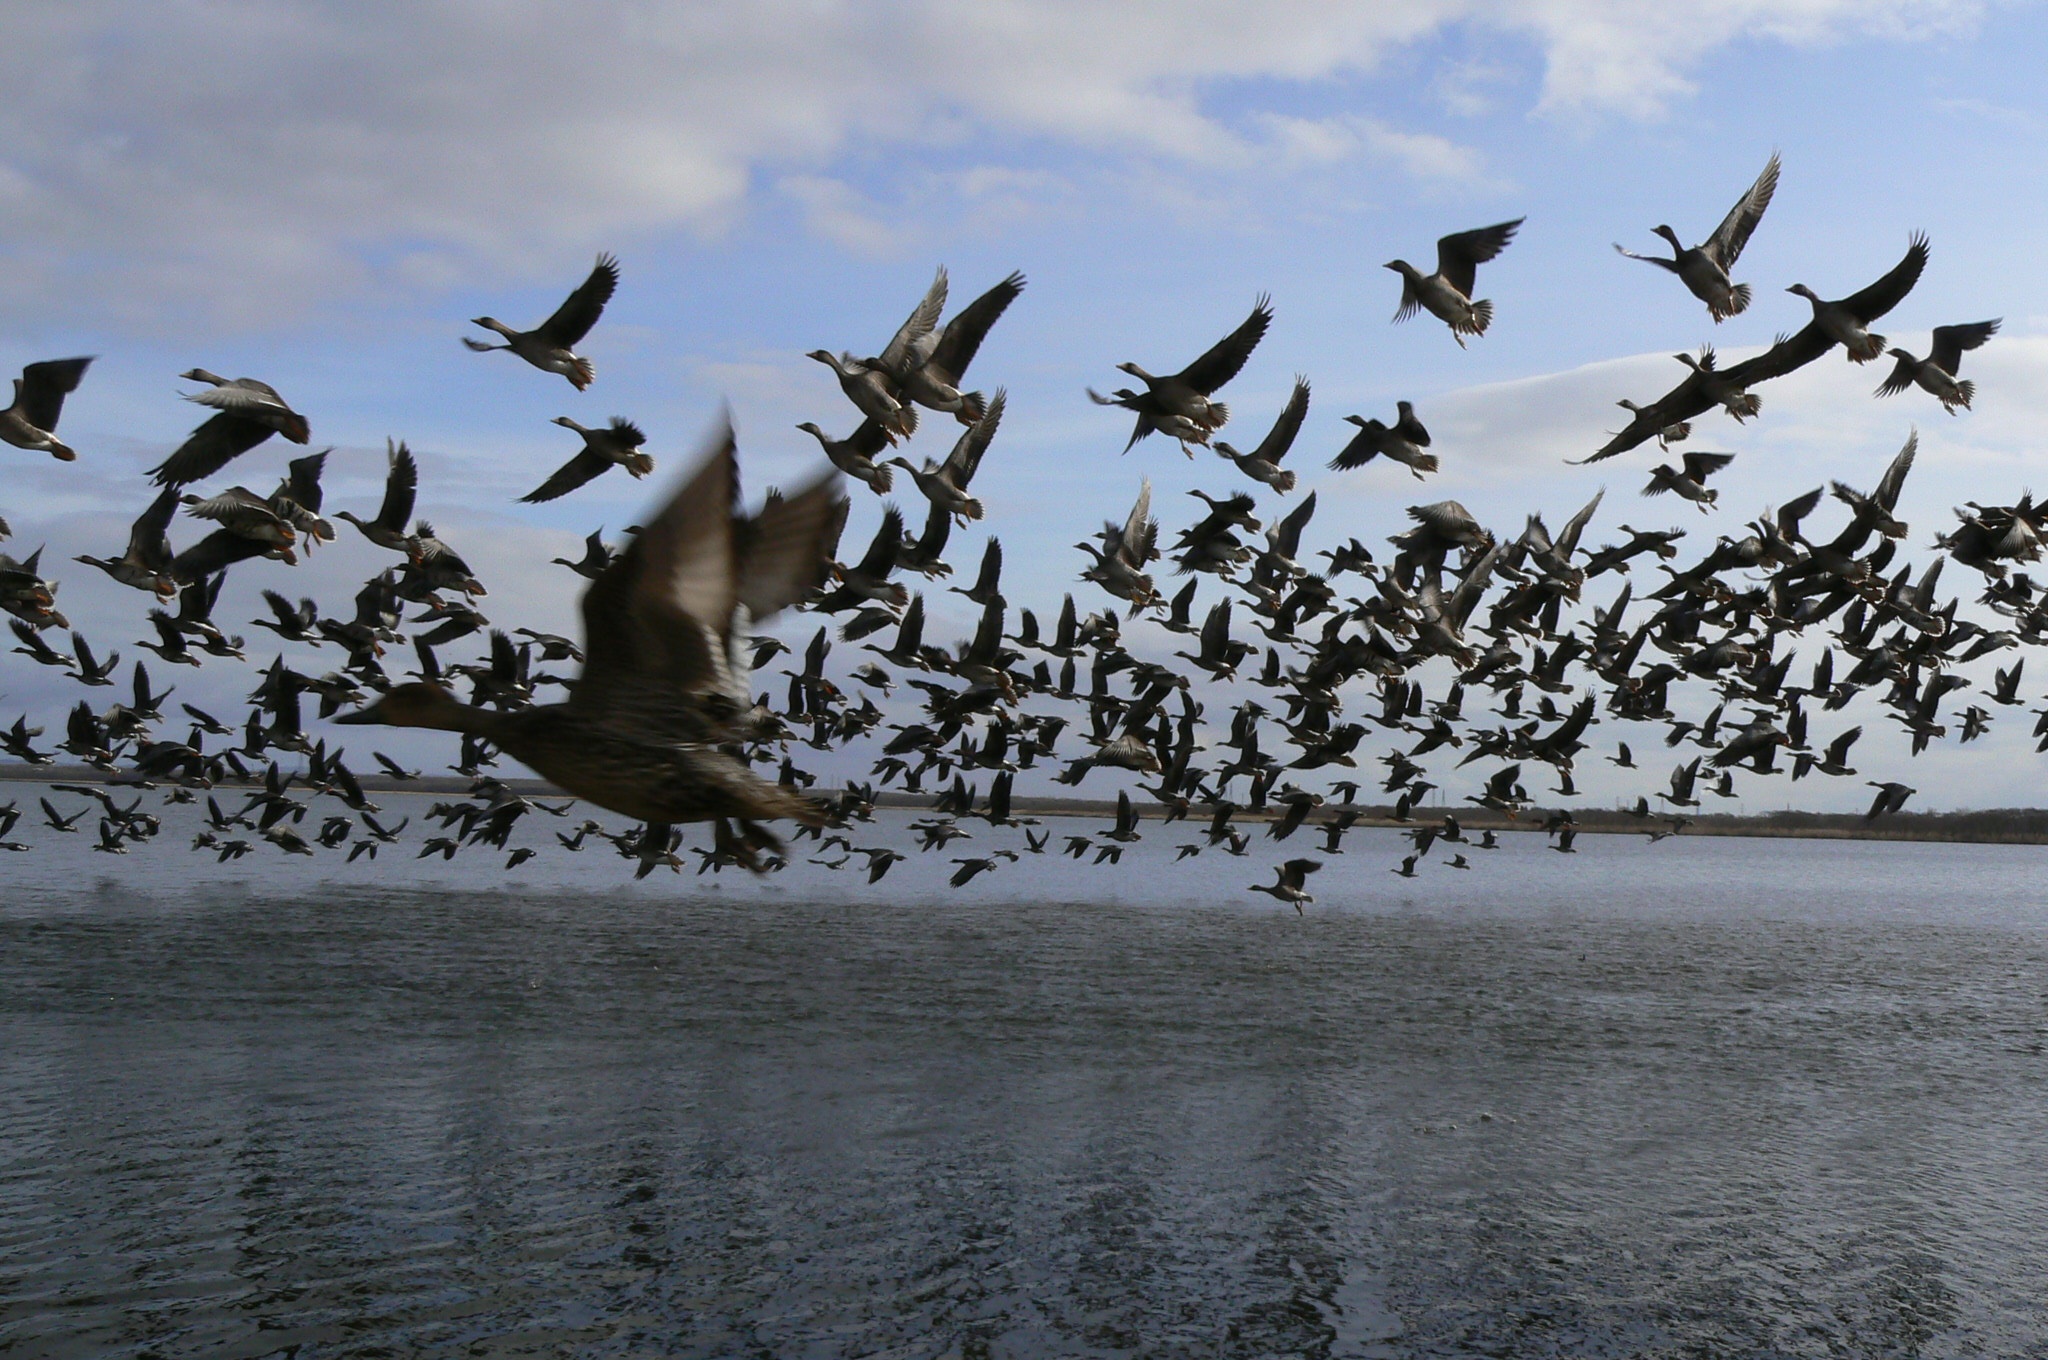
left=0, top=1, right=1982, bottom=331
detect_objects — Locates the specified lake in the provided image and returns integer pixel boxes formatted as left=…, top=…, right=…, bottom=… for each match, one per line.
left=4, top=796, right=2048, bottom=1356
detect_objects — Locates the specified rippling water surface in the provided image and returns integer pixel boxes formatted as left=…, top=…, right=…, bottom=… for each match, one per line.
left=5, top=803, right=2048, bottom=1356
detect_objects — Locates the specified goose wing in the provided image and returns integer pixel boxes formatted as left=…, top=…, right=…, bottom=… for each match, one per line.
left=276, top=450, right=329, bottom=512
left=1175, top=295, right=1272, bottom=395
left=1680, top=451, right=1736, bottom=481
left=1839, top=233, right=1929, bottom=324
left=535, top=253, right=619, bottom=347
left=878, top=266, right=949, bottom=372
left=1436, top=218, right=1523, bottom=297
left=926, top=271, right=1025, bottom=383
left=940, top=388, right=1005, bottom=487
left=17, top=357, right=94, bottom=433
left=1612, top=242, right=1682, bottom=273
left=573, top=424, right=739, bottom=716
left=1928, top=318, right=2000, bottom=373
left=520, top=446, right=613, bottom=503
left=1243, top=376, right=1310, bottom=467
left=149, top=413, right=275, bottom=486
left=376, top=440, right=419, bottom=530
left=1871, top=430, right=1917, bottom=512
left=128, top=487, right=181, bottom=569
left=1702, top=152, right=1780, bottom=268
left=172, top=528, right=274, bottom=581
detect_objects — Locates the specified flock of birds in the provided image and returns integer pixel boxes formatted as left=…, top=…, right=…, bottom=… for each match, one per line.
left=5, top=152, right=2045, bottom=905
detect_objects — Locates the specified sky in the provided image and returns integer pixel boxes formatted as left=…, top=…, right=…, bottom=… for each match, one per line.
left=6, top=0, right=2048, bottom=812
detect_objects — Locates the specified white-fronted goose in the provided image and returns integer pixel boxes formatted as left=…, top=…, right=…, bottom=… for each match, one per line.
left=75, top=487, right=179, bottom=598
left=1614, top=153, right=1780, bottom=322
left=1875, top=319, right=2000, bottom=412
left=521, top=417, right=653, bottom=502
left=887, top=389, right=1003, bottom=524
left=149, top=369, right=310, bottom=486
left=1093, top=295, right=1271, bottom=453
left=1643, top=451, right=1735, bottom=511
left=337, top=440, right=422, bottom=558
left=808, top=350, right=917, bottom=441
left=1214, top=376, right=1309, bottom=492
left=1250, top=857, right=1320, bottom=911
left=1387, top=219, right=1522, bottom=345
left=797, top=417, right=894, bottom=493
left=1774, top=234, right=1930, bottom=367
left=903, top=271, right=1024, bottom=424
left=464, top=253, right=618, bottom=389
left=1331, top=402, right=1436, bottom=478
left=1, top=357, right=94, bottom=461
left=336, top=420, right=845, bottom=869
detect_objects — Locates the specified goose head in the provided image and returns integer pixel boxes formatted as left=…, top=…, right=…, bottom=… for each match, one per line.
left=1652, top=225, right=1684, bottom=251
left=179, top=368, right=228, bottom=387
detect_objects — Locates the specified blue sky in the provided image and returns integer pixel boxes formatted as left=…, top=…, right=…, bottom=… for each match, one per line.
left=6, top=0, right=2048, bottom=811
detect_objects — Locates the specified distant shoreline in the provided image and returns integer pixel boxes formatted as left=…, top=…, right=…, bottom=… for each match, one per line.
left=9, top=760, right=2048, bottom=847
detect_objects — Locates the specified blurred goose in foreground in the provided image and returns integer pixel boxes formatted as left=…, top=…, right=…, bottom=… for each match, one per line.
left=1614, top=153, right=1780, bottom=322
left=521, top=417, right=653, bottom=502
left=464, top=253, right=619, bottom=389
left=338, top=420, right=846, bottom=869
left=1875, top=319, right=2000, bottom=413
left=1090, top=295, right=1271, bottom=453
left=1386, top=219, right=1523, bottom=346
left=1330, top=402, right=1435, bottom=477
left=1, top=357, right=94, bottom=461
left=1214, top=376, right=1309, bottom=493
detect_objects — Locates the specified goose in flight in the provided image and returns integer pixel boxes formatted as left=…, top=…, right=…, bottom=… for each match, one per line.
left=1771, top=234, right=1931, bottom=368
left=464, top=253, right=619, bottom=389
left=336, top=440, right=422, bottom=558
left=149, top=370, right=311, bottom=486
left=1386, top=219, right=1523, bottom=346
left=520, top=417, right=653, bottom=503
left=1643, top=451, right=1736, bottom=512
left=1250, top=857, right=1321, bottom=912
left=1614, top=153, right=1780, bottom=322
left=1875, top=319, right=2000, bottom=413
left=1214, top=376, right=1309, bottom=492
left=1090, top=295, right=1272, bottom=452
left=1330, top=402, right=1435, bottom=478
left=1, top=357, right=94, bottom=461
left=338, top=419, right=846, bottom=869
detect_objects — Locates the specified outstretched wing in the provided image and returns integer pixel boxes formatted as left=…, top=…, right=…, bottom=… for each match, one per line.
left=927, top=271, right=1025, bottom=383
left=879, top=266, right=949, bottom=372
left=1703, top=151, right=1780, bottom=268
left=1176, top=295, right=1272, bottom=395
left=1244, top=376, right=1310, bottom=466
left=519, top=447, right=612, bottom=503
left=536, top=253, right=619, bottom=347
left=378, top=440, right=419, bottom=529
left=1839, top=234, right=1929, bottom=325
left=1928, top=318, right=2000, bottom=373
left=18, top=356, right=94, bottom=433
left=1437, top=218, right=1523, bottom=297
left=1680, top=450, right=1736, bottom=481
left=572, top=421, right=738, bottom=717
left=941, top=389, right=1005, bottom=487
